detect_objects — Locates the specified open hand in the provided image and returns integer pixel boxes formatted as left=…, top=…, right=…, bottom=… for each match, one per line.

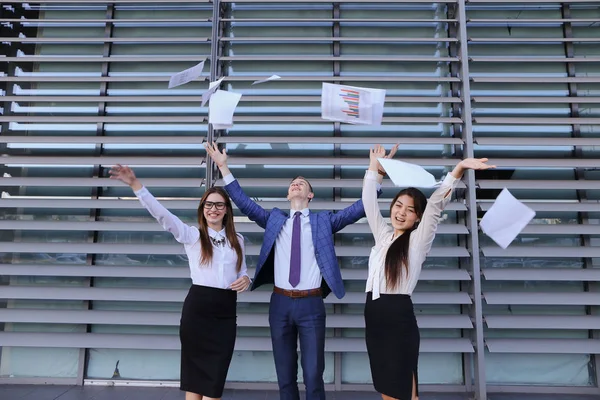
left=459, top=157, right=496, bottom=171
left=109, top=164, right=138, bottom=186
left=204, top=141, right=228, bottom=168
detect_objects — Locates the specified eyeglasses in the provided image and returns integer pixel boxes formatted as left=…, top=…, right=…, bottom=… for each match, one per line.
left=203, top=201, right=226, bottom=211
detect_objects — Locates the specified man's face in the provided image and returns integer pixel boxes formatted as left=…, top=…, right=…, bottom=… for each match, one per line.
left=287, top=177, right=314, bottom=202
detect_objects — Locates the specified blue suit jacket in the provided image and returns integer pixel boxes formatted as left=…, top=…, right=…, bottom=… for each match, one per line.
left=224, top=179, right=373, bottom=299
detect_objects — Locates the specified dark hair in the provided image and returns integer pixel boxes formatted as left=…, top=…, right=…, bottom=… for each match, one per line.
left=384, top=187, right=428, bottom=290
left=197, top=187, right=243, bottom=272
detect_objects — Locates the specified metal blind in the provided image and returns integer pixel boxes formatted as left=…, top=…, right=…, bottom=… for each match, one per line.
left=0, top=1, right=598, bottom=398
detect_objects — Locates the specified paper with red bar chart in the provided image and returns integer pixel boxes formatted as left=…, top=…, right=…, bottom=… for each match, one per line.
left=321, top=83, right=386, bottom=125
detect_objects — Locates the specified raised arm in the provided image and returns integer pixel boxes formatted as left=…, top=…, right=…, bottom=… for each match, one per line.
left=361, top=145, right=392, bottom=243
left=109, top=165, right=199, bottom=245
left=411, top=157, right=495, bottom=255
left=204, top=142, right=270, bottom=228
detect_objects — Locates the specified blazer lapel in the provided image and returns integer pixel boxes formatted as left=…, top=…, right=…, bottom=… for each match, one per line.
left=309, top=212, right=318, bottom=249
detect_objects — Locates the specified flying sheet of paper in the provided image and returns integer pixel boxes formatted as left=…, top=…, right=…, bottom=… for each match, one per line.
left=377, top=158, right=439, bottom=188
left=201, top=77, right=225, bottom=107
left=480, top=188, right=536, bottom=249
left=321, top=83, right=386, bottom=126
left=251, top=75, right=281, bottom=85
left=168, top=60, right=206, bottom=89
left=209, top=90, right=242, bottom=130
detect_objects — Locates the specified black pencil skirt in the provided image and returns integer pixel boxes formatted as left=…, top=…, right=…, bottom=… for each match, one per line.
left=364, top=292, right=420, bottom=400
left=179, top=284, right=237, bottom=398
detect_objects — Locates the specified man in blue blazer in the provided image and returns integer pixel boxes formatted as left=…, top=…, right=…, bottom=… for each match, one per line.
left=205, top=143, right=384, bottom=400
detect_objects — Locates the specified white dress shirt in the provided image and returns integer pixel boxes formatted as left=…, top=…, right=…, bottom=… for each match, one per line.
left=362, top=170, right=459, bottom=299
left=274, top=208, right=322, bottom=290
left=222, top=174, right=322, bottom=290
left=135, top=186, right=248, bottom=289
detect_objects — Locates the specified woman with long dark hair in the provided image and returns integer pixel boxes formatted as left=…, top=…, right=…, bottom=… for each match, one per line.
left=110, top=164, right=251, bottom=400
left=362, top=146, right=494, bottom=400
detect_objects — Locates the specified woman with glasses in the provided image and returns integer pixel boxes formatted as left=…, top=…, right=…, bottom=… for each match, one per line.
left=110, top=164, right=251, bottom=400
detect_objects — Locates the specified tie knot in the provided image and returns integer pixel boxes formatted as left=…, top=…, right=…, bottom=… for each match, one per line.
left=294, top=211, right=302, bottom=218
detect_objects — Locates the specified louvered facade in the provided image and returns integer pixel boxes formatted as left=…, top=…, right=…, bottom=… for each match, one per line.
left=0, top=1, right=598, bottom=399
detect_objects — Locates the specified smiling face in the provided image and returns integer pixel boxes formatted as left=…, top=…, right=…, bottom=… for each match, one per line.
left=287, top=176, right=314, bottom=203
left=390, top=195, right=419, bottom=233
left=389, top=188, right=427, bottom=235
left=203, top=192, right=227, bottom=228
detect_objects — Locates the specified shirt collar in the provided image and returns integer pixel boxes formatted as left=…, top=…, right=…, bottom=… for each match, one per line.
left=208, top=226, right=226, bottom=238
left=290, top=208, right=310, bottom=217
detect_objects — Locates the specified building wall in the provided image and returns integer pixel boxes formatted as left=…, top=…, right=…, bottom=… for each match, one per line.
left=0, top=1, right=598, bottom=398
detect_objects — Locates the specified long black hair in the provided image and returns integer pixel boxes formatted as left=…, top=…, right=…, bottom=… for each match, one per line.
left=384, top=187, right=428, bottom=289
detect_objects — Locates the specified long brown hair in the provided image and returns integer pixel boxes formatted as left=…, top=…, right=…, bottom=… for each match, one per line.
left=384, top=187, right=427, bottom=290
left=197, top=187, right=243, bottom=272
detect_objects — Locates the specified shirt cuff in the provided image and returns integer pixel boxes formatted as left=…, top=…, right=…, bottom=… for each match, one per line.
left=442, top=173, right=458, bottom=186
left=365, top=170, right=379, bottom=180
left=133, top=186, right=149, bottom=197
left=222, top=173, right=235, bottom=185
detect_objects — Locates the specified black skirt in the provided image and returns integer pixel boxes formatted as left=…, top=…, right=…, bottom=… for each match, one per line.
left=180, top=284, right=237, bottom=398
left=364, top=292, right=420, bottom=400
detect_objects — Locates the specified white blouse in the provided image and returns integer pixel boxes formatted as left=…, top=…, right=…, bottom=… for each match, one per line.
left=135, top=187, right=248, bottom=289
left=362, top=170, right=459, bottom=299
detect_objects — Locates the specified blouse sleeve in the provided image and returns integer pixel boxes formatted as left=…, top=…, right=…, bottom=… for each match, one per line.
left=134, top=186, right=199, bottom=245
left=410, top=174, right=459, bottom=257
left=362, top=169, right=391, bottom=244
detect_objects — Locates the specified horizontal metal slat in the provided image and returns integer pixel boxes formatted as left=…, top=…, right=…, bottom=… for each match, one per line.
left=483, top=268, right=600, bottom=282
left=1, top=156, right=205, bottom=166
left=519, top=225, right=600, bottom=235
left=220, top=18, right=458, bottom=23
left=470, top=38, right=600, bottom=43
left=5, top=95, right=461, bottom=104
left=485, top=315, right=600, bottom=330
left=0, top=116, right=462, bottom=124
left=484, top=292, right=600, bottom=306
left=469, top=0, right=599, bottom=3
left=486, top=338, right=600, bottom=354
left=0, top=220, right=470, bottom=236
left=220, top=37, right=458, bottom=43
left=0, top=18, right=211, bottom=24
left=0, top=177, right=204, bottom=188
left=222, top=0, right=457, bottom=3
left=0, top=75, right=462, bottom=83
left=475, top=137, right=600, bottom=146
left=0, top=37, right=211, bottom=43
left=468, top=18, right=600, bottom=24
left=478, top=201, right=599, bottom=213
left=216, top=137, right=464, bottom=145
left=480, top=159, right=600, bottom=168
left=481, top=246, right=600, bottom=258
left=0, top=264, right=471, bottom=282
left=219, top=56, right=459, bottom=62
left=471, top=76, right=600, bottom=83
left=0, top=286, right=472, bottom=305
left=0, top=241, right=470, bottom=258
left=472, top=96, right=600, bottom=104
left=6, top=0, right=211, bottom=3
left=0, top=56, right=210, bottom=63
left=0, top=332, right=472, bottom=353
left=477, top=180, right=600, bottom=190
left=0, top=309, right=473, bottom=329
left=470, top=57, right=600, bottom=63
left=0, top=198, right=468, bottom=212
left=0, top=136, right=206, bottom=144
left=473, top=117, right=600, bottom=125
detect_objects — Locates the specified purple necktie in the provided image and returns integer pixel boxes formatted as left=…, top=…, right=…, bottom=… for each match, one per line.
left=289, top=211, right=302, bottom=287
